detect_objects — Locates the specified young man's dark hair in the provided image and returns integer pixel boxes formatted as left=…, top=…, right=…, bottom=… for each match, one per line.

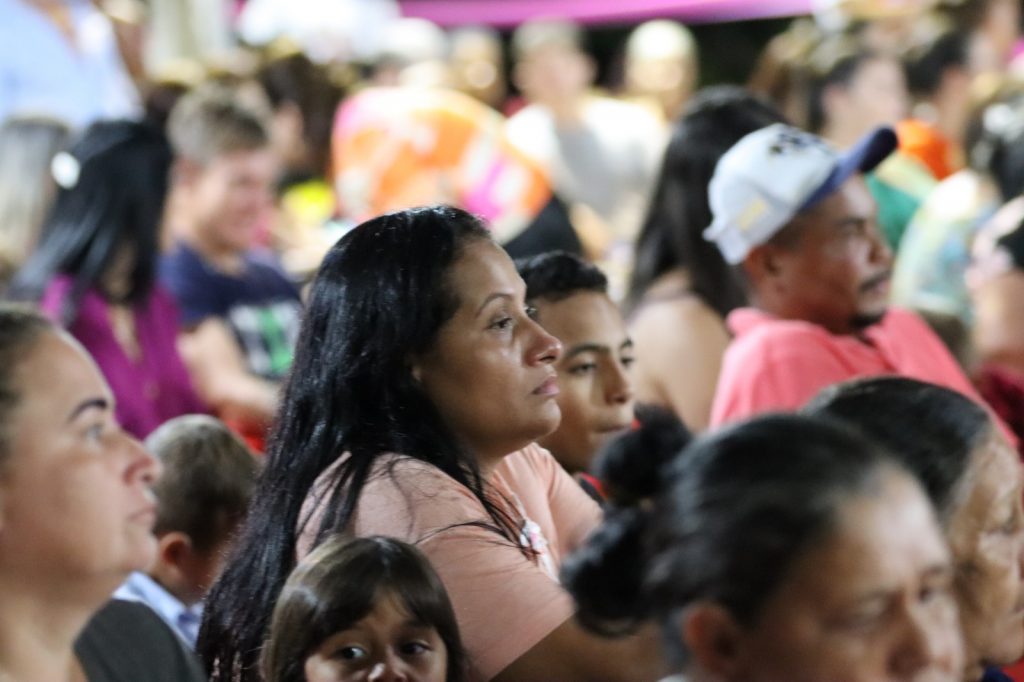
left=517, top=250, right=608, bottom=303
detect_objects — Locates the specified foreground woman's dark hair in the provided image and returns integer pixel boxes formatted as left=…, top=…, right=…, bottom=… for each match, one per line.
left=197, top=206, right=529, bottom=679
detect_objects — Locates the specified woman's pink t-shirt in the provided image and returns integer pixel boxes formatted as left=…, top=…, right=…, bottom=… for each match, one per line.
left=298, top=443, right=602, bottom=682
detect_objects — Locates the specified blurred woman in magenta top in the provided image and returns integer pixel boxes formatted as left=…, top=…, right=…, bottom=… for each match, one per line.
left=11, top=120, right=206, bottom=438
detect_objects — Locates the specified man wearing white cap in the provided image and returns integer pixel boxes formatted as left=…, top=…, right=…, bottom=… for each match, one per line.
left=706, top=123, right=983, bottom=426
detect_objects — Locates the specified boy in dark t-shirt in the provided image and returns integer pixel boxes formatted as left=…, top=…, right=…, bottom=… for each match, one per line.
left=161, top=86, right=302, bottom=442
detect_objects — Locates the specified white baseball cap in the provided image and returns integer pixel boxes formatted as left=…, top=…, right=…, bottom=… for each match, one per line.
left=703, top=123, right=898, bottom=264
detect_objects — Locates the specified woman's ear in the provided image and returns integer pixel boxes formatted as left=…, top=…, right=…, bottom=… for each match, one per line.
left=682, top=603, right=746, bottom=678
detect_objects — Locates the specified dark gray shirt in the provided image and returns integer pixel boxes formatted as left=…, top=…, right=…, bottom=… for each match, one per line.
left=75, top=599, right=206, bottom=682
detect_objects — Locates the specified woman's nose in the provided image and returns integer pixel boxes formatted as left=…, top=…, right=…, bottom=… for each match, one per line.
left=125, top=434, right=162, bottom=486
left=526, top=319, right=562, bottom=366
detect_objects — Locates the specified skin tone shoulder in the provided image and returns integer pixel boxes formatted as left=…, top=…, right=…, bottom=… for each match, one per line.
left=629, top=286, right=730, bottom=432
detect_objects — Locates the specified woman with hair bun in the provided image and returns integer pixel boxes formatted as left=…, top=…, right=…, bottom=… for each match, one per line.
left=563, top=413, right=964, bottom=682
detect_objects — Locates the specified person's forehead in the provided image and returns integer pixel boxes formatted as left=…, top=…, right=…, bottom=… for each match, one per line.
left=538, top=292, right=622, bottom=331
left=802, top=175, right=875, bottom=224
left=449, top=241, right=521, bottom=304
left=828, top=473, right=946, bottom=573
left=12, top=332, right=109, bottom=416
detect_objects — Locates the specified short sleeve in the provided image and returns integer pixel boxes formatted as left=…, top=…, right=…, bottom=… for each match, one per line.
left=158, top=251, right=221, bottom=327
left=308, top=455, right=580, bottom=682
left=419, top=522, right=575, bottom=681
left=526, top=444, right=602, bottom=555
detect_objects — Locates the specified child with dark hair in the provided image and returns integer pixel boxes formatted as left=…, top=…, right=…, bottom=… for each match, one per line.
left=115, top=414, right=259, bottom=648
left=263, top=535, right=465, bottom=682
left=515, top=251, right=635, bottom=496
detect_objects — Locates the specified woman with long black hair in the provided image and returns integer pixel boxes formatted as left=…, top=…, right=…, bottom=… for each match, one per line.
left=199, top=205, right=663, bottom=682
left=10, top=120, right=205, bottom=438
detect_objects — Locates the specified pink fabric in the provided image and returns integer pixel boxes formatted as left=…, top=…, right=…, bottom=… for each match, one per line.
left=298, top=443, right=602, bottom=682
left=40, top=276, right=207, bottom=438
left=711, top=307, right=985, bottom=427
left=398, top=0, right=812, bottom=27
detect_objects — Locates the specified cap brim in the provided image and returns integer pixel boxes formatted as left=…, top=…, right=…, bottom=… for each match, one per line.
left=798, top=126, right=898, bottom=211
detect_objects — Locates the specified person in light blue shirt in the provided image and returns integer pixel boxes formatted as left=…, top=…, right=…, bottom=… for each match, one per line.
left=115, top=415, right=259, bottom=648
left=114, top=571, right=204, bottom=647
left=0, top=0, right=140, bottom=128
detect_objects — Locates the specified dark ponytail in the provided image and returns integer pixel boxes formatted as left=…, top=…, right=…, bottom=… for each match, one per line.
left=564, top=413, right=897, bottom=667
left=562, top=406, right=691, bottom=635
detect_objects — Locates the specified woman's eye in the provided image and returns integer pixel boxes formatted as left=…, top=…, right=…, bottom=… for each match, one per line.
left=920, top=576, right=954, bottom=605
left=85, top=424, right=106, bottom=441
left=525, top=305, right=538, bottom=320
left=489, top=316, right=514, bottom=331
left=621, top=356, right=636, bottom=368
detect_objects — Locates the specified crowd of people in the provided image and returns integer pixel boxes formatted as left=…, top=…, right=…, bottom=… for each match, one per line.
left=3, top=0, right=1024, bottom=680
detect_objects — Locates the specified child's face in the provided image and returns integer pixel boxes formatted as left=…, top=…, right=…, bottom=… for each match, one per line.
left=533, top=291, right=635, bottom=473
left=304, top=592, right=448, bottom=682
left=184, top=149, right=276, bottom=256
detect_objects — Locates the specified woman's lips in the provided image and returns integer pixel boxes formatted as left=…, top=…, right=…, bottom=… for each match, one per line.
left=533, top=375, right=559, bottom=396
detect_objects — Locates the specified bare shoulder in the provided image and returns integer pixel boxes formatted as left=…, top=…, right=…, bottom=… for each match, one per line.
left=630, top=296, right=730, bottom=353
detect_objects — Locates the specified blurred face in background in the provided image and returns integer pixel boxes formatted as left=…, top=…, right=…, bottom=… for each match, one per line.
left=946, top=429, right=1024, bottom=679
left=181, top=148, right=277, bottom=257
left=824, top=56, right=909, bottom=146
left=514, top=43, right=593, bottom=110
left=450, top=29, right=507, bottom=110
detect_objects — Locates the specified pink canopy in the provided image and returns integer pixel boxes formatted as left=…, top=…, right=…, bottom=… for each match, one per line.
left=397, top=0, right=813, bottom=27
